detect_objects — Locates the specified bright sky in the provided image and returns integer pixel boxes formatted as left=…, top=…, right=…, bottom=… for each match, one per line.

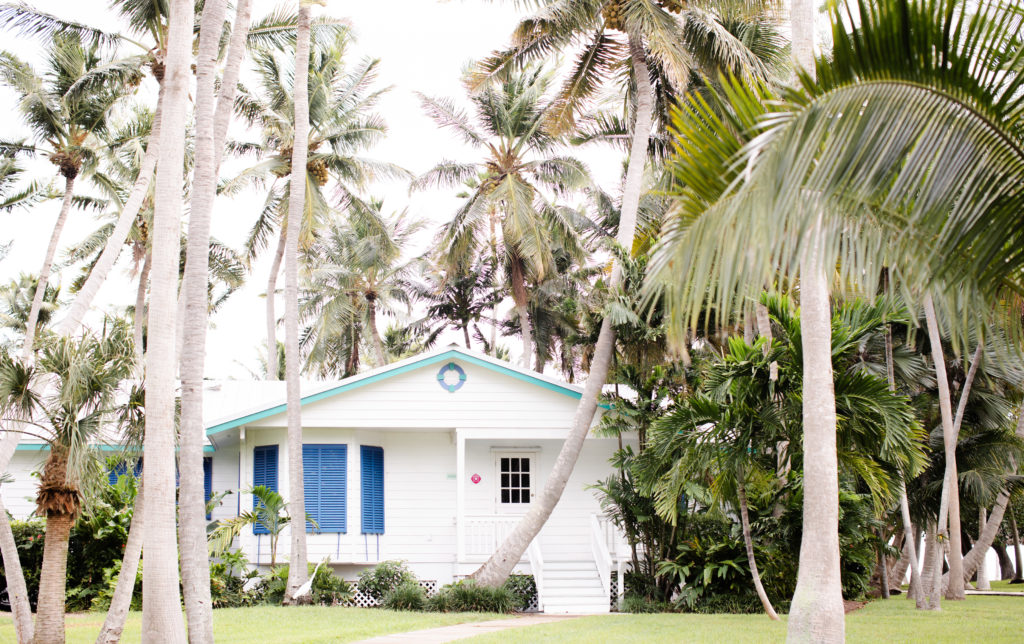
left=0, top=1, right=627, bottom=378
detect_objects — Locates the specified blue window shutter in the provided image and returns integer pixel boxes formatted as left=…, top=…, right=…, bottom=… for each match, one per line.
left=303, top=444, right=347, bottom=533
left=108, top=459, right=142, bottom=486
left=361, top=446, right=384, bottom=534
left=252, top=445, right=278, bottom=534
left=204, top=457, right=213, bottom=520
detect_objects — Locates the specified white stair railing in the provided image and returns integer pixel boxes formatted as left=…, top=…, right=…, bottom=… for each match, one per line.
left=590, top=514, right=613, bottom=597
left=526, top=538, right=545, bottom=612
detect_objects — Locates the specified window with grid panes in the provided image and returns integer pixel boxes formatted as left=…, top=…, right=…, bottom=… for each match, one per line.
left=499, top=456, right=531, bottom=504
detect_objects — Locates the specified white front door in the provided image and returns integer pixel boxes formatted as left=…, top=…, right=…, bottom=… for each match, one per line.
left=494, top=452, right=534, bottom=514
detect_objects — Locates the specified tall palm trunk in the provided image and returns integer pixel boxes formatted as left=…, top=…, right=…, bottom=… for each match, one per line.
left=33, top=512, right=73, bottom=644
left=266, top=228, right=285, bottom=380
left=886, top=322, right=923, bottom=603
left=463, top=324, right=472, bottom=349
left=282, top=3, right=312, bottom=604
left=920, top=523, right=938, bottom=605
left=470, top=33, right=652, bottom=587
left=133, top=252, right=151, bottom=365
left=1012, top=509, right=1023, bottom=583
left=24, top=174, right=75, bottom=357
left=976, top=508, right=991, bottom=590
left=923, top=295, right=976, bottom=601
left=367, top=296, right=387, bottom=366
left=0, top=496, right=32, bottom=643
left=787, top=221, right=844, bottom=643
left=141, top=0, right=192, bottom=639
left=737, top=475, right=779, bottom=620
left=178, top=2, right=251, bottom=640
left=509, top=258, right=533, bottom=370
left=96, top=481, right=144, bottom=644
left=55, top=88, right=164, bottom=335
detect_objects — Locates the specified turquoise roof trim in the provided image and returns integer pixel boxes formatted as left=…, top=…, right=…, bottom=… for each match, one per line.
left=206, top=349, right=585, bottom=437
left=16, top=444, right=216, bottom=453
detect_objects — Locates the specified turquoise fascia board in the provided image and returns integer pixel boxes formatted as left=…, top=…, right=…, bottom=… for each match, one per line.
left=206, top=350, right=586, bottom=437
left=16, top=444, right=217, bottom=453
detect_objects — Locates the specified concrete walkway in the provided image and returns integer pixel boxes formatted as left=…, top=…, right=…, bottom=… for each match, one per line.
left=965, top=590, right=1024, bottom=597
left=351, top=614, right=581, bottom=644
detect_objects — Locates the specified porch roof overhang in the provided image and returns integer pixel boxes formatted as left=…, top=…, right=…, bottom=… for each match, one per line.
left=204, top=346, right=588, bottom=438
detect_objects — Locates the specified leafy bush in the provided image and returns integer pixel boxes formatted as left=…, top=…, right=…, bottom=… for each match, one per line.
left=427, top=580, right=515, bottom=613
left=90, top=559, right=142, bottom=612
left=357, top=560, right=416, bottom=602
left=621, top=593, right=672, bottom=614
left=210, top=549, right=260, bottom=608
left=382, top=581, right=427, bottom=611
left=257, top=562, right=353, bottom=606
left=309, top=562, right=353, bottom=606
left=502, top=574, right=537, bottom=611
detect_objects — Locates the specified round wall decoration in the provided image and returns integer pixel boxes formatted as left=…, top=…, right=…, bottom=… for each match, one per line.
left=471, top=473, right=482, bottom=484
left=437, top=362, right=467, bottom=393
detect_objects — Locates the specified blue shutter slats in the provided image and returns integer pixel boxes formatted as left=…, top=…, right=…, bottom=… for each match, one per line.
left=252, top=445, right=278, bottom=535
left=361, top=446, right=384, bottom=534
left=303, top=444, right=347, bottom=533
left=204, top=456, right=213, bottom=520
left=108, top=459, right=141, bottom=485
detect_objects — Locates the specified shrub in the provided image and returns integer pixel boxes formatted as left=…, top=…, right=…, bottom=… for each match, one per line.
left=382, top=581, right=427, bottom=611
left=427, top=580, right=515, bottom=613
left=621, top=593, right=671, bottom=614
left=309, top=562, right=353, bottom=606
left=90, top=559, right=142, bottom=612
left=357, top=560, right=416, bottom=602
left=210, top=549, right=260, bottom=608
left=502, top=574, right=537, bottom=611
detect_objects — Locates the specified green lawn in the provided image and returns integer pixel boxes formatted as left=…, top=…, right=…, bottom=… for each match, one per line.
left=984, top=579, right=1024, bottom=592
left=462, top=595, right=1023, bottom=643
left=0, top=606, right=505, bottom=644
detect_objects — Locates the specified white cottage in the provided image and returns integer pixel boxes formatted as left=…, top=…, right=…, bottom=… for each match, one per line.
left=2, top=345, right=632, bottom=614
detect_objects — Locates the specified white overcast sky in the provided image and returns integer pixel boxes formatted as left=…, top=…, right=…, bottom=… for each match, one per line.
left=0, top=0, right=630, bottom=378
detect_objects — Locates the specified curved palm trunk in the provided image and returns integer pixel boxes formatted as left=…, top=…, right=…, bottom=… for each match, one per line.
left=470, top=33, right=653, bottom=587
left=282, top=3, right=312, bottom=604
left=96, top=481, right=144, bottom=644
left=24, top=175, right=75, bottom=357
left=738, top=476, right=780, bottom=620
left=1012, top=510, right=1023, bottom=583
left=958, top=404, right=1024, bottom=581
left=141, top=0, right=192, bottom=640
left=923, top=296, right=978, bottom=601
left=55, top=88, right=164, bottom=336
left=787, top=220, right=844, bottom=643
left=0, top=496, right=32, bottom=643
left=509, top=259, right=533, bottom=370
left=133, top=252, right=151, bottom=365
left=266, top=229, right=285, bottom=380
left=33, top=512, right=73, bottom=644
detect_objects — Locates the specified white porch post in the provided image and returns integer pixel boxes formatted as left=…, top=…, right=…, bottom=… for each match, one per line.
left=456, top=428, right=465, bottom=563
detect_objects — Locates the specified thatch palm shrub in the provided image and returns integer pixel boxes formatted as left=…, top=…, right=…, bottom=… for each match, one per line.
left=0, top=320, right=135, bottom=643
left=648, top=0, right=1024, bottom=638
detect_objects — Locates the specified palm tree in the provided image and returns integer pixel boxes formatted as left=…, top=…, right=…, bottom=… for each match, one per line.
left=208, top=486, right=315, bottom=570
left=0, top=320, right=135, bottom=644
left=283, top=0, right=313, bottom=606
left=414, top=67, right=588, bottom=370
left=410, top=258, right=500, bottom=351
left=470, top=0, right=782, bottom=587
left=227, top=30, right=403, bottom=377
left=300, top=201, right=423, bottom=373
left=0, top=33, right=132, bottom=357
left=648, top=0, right=1024, bottom=637
left=141, top=0, right=191, bottom=638
left=178, top=1, right=253, bottom=638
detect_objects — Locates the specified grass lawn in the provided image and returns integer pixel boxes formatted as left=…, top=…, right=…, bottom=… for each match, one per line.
left=985, top=579, right=1024, bottom=592
left=0, top=606, right=505, bottom=644
left=463, top=595, right=1023, bottom=643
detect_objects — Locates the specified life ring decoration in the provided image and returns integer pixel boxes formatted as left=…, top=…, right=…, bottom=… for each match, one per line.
left=437, top=362, right=467, bottom=393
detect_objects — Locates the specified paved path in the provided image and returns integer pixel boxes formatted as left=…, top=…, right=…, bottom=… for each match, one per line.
left=965, top=590, right=1024, bottom=597
left=351, top=614, right=581, bottom=644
